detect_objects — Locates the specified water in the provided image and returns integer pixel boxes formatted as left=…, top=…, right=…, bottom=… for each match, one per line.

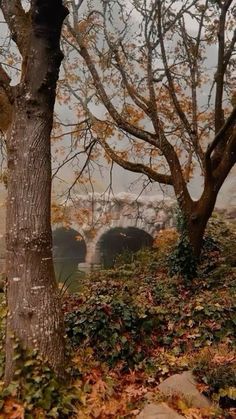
left=54, top=258, right=85, bottom=293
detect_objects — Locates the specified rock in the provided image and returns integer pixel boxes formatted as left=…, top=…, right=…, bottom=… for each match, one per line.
left=137, top=402, right=184, bottom=418
left=158, top=371, right=210, bottom=409
left=145, top=208, right=157, bottom=222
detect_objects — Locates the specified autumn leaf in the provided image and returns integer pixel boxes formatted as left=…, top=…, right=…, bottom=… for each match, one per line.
left=0, top=398, right=24, bottom=419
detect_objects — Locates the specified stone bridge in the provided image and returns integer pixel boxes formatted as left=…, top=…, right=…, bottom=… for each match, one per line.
left=53, top=193, right=174, bottom=272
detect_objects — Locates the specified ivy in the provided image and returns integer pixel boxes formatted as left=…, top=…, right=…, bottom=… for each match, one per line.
left=64, top=249, right=236, bottom=368
left=168, top=207, right=198, bottom=280
left=0, top=342, right=79, bottom=418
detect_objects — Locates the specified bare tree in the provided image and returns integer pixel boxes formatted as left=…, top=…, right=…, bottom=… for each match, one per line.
left=62, top=0, right=236, bottom=257
left=0, top=0, right=68, bottom=383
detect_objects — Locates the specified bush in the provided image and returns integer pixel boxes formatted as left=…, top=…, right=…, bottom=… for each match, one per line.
left=167, top=210, right=236, bottom=281
left=0, top=345, right=79, bottom=418
left=64, top=249, right=236, bottom=369
left=65, top=290, right=159, bottom=368
left=206, top=214, right=236, bottom=267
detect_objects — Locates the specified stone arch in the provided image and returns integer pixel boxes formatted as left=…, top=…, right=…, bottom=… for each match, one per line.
left=94, top=226, right=154, bottom=268
left=52, top=227, right=86, bottom=282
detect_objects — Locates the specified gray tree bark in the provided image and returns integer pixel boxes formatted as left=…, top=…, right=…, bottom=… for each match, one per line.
left=4, top=0, right=68, bottom=384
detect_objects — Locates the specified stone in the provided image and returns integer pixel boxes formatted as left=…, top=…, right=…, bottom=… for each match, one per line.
left=137, top=402, right=184, bottom=418
left=158, top=371, right=211, bottom=408
left=53, top=193, right=174, bottom=270
left=145, top=208, right=157, bottom=222
left=156, top=210, right=168, bottom=222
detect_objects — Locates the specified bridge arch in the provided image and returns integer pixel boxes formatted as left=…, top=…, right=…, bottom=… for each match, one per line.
left=92, top=225, right=154, bottom=268
left=68, top=193, right=174, bottom=271
left=52, top=227, right=86, bottom=282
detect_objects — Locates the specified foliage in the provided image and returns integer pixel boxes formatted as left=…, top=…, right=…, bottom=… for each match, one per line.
left=0, top=343, right=79, bottom=418
left=199, top=236, right=221, bottom=276
left=192, top=345, right=236, bottom=407
left=153, top=228, right=179, bottom=265
left=0, top=303, right=78, bottom=419
left=53, top=0, right=236, bottom=261
left=168, top=235, right=198, bottom=280
left=206, top=214, right=236, bottom=268
left=167, top=210, right=236, bottom=280
left=168, top=207, right=198, bottom=280
left=1, top=222, right=236, bottom=417
left=62, top=244, right=236, bottom=416
left=65, top=248, right=236, bottom=366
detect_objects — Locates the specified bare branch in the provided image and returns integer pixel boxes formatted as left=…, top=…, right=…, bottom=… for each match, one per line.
left=113, top=44, right=150, bottom=114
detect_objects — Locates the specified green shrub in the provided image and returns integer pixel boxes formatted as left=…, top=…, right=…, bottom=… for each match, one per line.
left=64, top=251, right=236, bottom=369
left=0, top=345, right=79, bottom=418
left=65, top=296, right=159, bottom=368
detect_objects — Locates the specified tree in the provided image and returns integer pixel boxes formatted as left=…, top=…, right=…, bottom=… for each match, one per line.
left=0, top=0, right=68, bottom=384
left=61, top=0, right=236, bottom=257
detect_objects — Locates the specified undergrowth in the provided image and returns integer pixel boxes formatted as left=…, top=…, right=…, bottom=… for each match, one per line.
left=0, top=214, right=235, bottom=417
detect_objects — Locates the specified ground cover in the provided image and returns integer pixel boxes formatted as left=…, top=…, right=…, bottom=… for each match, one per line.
left=0, top=215, right=235, bottom=418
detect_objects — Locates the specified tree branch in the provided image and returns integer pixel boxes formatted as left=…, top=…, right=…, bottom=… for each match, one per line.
left=207, top=106, right=236, bottom=157
left=99, top=137, right=173, bottom=186
left=223, top=28, right=236, bottom=70
left=0, top=0, right=30, bottom=57
left=0, top=64, right=14, bottom=104
left=76, top=39, right=159, bottom=149
left=157, top=1, right=195, bottom=143
left=205, top=106, right=236, bottom=175
left=68, top=17, right=192, bottom=210
left=113, top=45, right=150, bottom=114
left=0, top=64, right=14, bottom=132
left=213, top=128, right=236, bottom=191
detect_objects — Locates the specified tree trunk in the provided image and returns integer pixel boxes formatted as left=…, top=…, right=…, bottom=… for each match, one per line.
left=185, top=186, right=218, bottom=259
left=187, top=216, right=209, bottom=258
left=4, top=1, right=68, bottom=385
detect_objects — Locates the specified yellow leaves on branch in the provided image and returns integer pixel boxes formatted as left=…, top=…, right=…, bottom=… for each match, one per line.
left=51, top=203, right=70, bottom=227
left=92, top=120, right=114, bottom=139
left=74, top=208, right=92, bottom=226
left=122, top=104, right=144, bottom=128
left=77, top=20, right=90, bottom=34
left=74, top=16, right=98, bottom=46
